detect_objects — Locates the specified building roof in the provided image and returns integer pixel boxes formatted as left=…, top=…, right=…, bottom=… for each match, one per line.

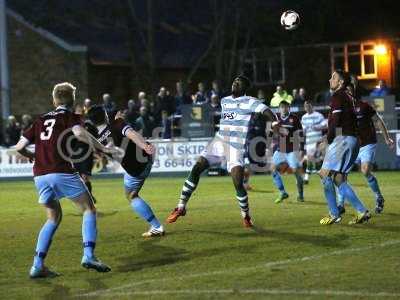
left=7, top=0, right=212, bottom=68
left=7, top=9, right=87, bottom=52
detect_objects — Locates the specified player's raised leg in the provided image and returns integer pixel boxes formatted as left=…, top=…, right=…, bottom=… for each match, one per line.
left=243, top=165, right=252, bottom=191
left=124, top=167, right=164, bottom=237
left=166, top=156, right=209, bottom=223
left=29, top=200, right=62, bottom=278
left=231, top=165, right=253, bottom=227
left=72, top=191, right=111, bottom=272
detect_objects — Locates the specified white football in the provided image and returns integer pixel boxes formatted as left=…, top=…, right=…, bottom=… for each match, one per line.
left=280, top=10, right=300, bottom=31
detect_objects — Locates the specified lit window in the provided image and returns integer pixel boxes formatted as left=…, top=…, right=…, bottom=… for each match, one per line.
left=331, top=42, right=377, bottom=79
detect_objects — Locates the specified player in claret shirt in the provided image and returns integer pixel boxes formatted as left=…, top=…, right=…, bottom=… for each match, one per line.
left=336, top=77, right=394, bottom=214
left=270, top=100, right=305, bottom=203
left=87, top=105, right=164, bottom=237
left=319, top=70, right=370, bottom=225
left=15, top=82, right=113, bottom=278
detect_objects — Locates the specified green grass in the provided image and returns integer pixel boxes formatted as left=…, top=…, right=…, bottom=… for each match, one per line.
left=1, top=172, right=400, bottom=299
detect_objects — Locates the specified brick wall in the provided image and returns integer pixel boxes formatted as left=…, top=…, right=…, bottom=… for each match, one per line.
left=6, top=13, right=88, bottom=117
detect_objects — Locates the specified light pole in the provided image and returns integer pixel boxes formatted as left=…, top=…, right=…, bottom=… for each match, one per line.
left=0, top=0, right=11, bottom=137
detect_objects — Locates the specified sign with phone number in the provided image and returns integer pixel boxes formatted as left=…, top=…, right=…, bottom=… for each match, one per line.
left=0, top=140, right=211, bottom=178
left=151, top=140, right=209, bottom=172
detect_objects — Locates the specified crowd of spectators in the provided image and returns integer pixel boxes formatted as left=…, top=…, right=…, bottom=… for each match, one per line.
left=0, top=78, right=390, bottom=146
left=1, top=114, right=33, bottom=147
left=91, top=80, right=225, bottom=139
left=268, top=85, right=309, bottom=108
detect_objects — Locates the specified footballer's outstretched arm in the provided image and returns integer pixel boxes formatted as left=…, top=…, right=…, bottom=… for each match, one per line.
left=72, top=125, right=116, bottom=154
left=262, top=107, right=278, bottom=123
left=15, top=137, right=35, bottom=161
left=125, top=128, right=155, bottom=155
left=372, top=114, right=394, bottom=148
left=313, top=119, right=328, bottom=131
left=262, top=108, right=289, bottom=136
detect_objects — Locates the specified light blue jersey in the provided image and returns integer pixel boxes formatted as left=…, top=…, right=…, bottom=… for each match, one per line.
left=217, top=95, right=268, bottom=150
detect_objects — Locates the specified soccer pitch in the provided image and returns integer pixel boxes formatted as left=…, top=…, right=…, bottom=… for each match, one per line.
left=1, top=172, right=400, bottom=299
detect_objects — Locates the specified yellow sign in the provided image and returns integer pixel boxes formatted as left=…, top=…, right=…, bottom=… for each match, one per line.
left=191, top=107, right=202, bottom=120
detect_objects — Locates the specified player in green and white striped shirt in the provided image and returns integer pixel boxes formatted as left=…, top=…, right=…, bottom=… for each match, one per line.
left=301, top=101, right=327, bottom=183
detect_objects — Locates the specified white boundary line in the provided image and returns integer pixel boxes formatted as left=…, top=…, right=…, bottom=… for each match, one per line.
left=76, top=239, right=400, bottom=298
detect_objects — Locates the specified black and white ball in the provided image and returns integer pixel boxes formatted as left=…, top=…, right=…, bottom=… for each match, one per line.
left=280, top=10, right=300, bottom=31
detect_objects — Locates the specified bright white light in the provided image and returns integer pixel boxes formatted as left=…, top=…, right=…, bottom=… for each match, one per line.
left=375, top=44, right=387, bottom=55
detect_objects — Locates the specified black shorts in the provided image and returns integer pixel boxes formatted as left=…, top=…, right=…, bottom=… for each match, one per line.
left=74, top=155, right=94, bottom=176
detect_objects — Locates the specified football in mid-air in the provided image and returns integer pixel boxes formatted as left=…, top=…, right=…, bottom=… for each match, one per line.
left=280, top=10, right=300, bottom=30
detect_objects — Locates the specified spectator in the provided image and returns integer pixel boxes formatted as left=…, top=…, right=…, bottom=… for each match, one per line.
left=292, top=87, right=307, bottom=107
left=74, top=104, right=84, bottom=115
left=125, top=99, right=139, bottom=127
left=83, top=98, right=92, bottom=114
left=5, top=115, right=21, bottom=146
left=138, top=91, right=146, bottom=102
left=370, top=79, right=390, bottom=97
left=257, top=89, right=267, bottom=104
left=140, top=98, right=151, bottom=110
left=209, top=80, right=223, bottom=100
left=270, top=85, right=293, bottom=107
left=136, top=106, right=155, bottom=138
left=21, top=114, right=33, bottom=131
left=154, top=86, right=175, bottom=125
left=102, top=93, right=116, bottom=114
left=314, top=89, right=332, bottom=106
left=193, top=82, right=208, bottom=105
left=135, top=91, right=148, bottom=113
left=207, top=94, right=221, bottom=116
left=175, top=81, right=192, bottom=114
left=207, top=94, right=222, bottom=132
left=292, top=88, right=299, bottom=100
left=84, top=98, right=92, bottom=107
left=161, top=111, right=172, bottom=139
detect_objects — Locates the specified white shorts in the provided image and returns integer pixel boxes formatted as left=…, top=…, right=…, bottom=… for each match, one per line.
left=305, top=143, right=318, bottom=157
left=200, top=137, right=245, bottom=172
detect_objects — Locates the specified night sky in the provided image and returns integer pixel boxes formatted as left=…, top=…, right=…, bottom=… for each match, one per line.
left=8, top=0, right=400, bottom=45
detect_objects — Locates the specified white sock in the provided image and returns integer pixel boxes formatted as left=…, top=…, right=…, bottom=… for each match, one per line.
left=178, top=201, right=186, bottom=209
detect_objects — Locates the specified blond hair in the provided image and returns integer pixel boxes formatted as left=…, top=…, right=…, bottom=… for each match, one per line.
left=52, top=82, right=76, bottom=107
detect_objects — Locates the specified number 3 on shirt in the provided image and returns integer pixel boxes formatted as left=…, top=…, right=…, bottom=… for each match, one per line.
left=40, top=119, right=56, bottom=140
